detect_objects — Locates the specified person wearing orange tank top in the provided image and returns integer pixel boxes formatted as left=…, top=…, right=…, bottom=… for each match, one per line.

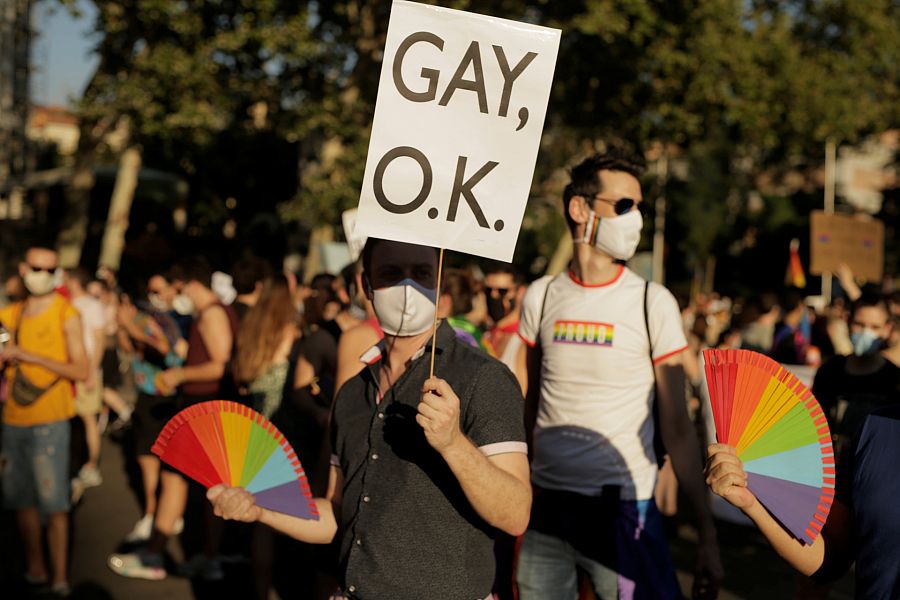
left=0, top=246, right=89, bottom=596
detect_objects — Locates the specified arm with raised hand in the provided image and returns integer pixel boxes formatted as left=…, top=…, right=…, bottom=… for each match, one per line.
left=705, top=443, right=854, bottom=577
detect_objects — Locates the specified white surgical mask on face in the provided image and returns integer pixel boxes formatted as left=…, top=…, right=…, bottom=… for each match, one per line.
left=578, top=209, right=643, bottom=260
left=172, top=294, right=195, bottom=316
left=148, top=293, right=169, bottom=312
left=372, top=279, right=436, bottom=337
left=24, top=270, right=57, bottom=296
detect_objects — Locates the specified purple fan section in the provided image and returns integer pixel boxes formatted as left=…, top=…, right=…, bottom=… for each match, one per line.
left=253, top=480, right=319, bottom=521
left=748, top=472, right=822, bottom=545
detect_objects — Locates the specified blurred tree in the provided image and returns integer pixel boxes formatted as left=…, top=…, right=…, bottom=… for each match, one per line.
left=55, top=0, right=899, bottom=285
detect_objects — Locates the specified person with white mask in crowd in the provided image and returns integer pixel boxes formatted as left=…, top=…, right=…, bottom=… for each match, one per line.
left=205, top=238, right=531, bottom=600
left=515, top=149, right=723, bottom=599
left=0, top=246, right=89, bottom=596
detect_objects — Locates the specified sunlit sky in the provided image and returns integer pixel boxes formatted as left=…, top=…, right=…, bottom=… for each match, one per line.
left=32, top=1, right=99, bottom=107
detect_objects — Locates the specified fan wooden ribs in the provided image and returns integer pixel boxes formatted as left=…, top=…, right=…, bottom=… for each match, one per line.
left=152, top=400, right=319, bottom=521
left=704, top=349, right=834, bottom=545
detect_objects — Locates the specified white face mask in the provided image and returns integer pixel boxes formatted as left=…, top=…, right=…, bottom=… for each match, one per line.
left=148, top=293, right=169, bottom=312
left=372, top=279, right=436, bottom=337
left=579, top=209, right=643, bottom=260
left=24, top=270, right=58, bottom=296
left=172, top=294, right=195, bottom=316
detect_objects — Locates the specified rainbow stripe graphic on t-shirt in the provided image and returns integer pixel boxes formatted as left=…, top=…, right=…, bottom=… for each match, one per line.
left=552, top=320, right=614, bottom=346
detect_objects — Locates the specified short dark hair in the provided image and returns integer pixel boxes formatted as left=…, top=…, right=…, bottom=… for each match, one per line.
left=562, top=148, right=646, bottom=231
left=360, top=237, right=439, bottom=275
left=231, top=256, right=272, bottom=295
left=778, top=290, right=805, bottom=315
left=66, top=266, right=92, bottom=288
left=483, top=261, right=523, bottom=285
left=851, top=293, right=890, bottom=320
left=176, top=255, right=214, bottom=288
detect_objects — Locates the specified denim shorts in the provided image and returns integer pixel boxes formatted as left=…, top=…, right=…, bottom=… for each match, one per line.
left=1, top=420, right=71, bottom=513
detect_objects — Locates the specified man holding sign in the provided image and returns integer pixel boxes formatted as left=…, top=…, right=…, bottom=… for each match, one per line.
left=208, top=238, right=531, bottom=599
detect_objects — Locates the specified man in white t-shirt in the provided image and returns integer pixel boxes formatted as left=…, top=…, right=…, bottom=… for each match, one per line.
left=65, top=267, right=108, bottom=489
left=515, top=150, right=723, bottom=599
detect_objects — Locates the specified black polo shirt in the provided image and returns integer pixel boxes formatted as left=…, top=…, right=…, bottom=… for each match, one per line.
left=331, top=321, right=526, bottom=600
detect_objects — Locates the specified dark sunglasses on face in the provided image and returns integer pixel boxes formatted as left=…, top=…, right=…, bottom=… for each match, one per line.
left=592, top=196, right=649, bottom=217
left=27, top=265, right=57, bottom=273
left=485, top=286, right=511, bottom=296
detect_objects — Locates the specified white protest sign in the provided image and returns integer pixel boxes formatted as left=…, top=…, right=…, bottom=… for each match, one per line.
left=355, top=0, right=560, bottom=262
left=341, top=208, right=367, bottom=261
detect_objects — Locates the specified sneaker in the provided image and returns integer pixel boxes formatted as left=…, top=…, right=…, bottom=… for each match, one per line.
left=125, top=514, right=154, bottom=543
left=78, top=465, right=103, bottom=488
left=108, top=552, right=166, bottom=580
left=50, top=581, right=71, bottom=597
left=178, top=554, right=224, bottom=581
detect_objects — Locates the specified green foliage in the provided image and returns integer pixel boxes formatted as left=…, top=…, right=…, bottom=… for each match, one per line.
left=61, top=0, right=900, bottom=281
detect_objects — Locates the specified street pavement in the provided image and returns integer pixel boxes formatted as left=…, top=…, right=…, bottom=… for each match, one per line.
left=1, top=428, right=855, bottom=600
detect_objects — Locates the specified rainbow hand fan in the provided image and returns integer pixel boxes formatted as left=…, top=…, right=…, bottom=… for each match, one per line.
left=703, top=349, right=834, bottom=545
left=152, top=400, right=318, bottom=521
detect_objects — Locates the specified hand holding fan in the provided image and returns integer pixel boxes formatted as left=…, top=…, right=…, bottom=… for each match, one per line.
left=703, top=349, right=834, bottom=544
left=152, top=400, right=318, bottom=520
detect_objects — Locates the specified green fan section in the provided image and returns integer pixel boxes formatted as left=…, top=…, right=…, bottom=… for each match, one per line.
left=739, top=401, right=821, bottom=463
left=239, top=419, right=281, bottom=487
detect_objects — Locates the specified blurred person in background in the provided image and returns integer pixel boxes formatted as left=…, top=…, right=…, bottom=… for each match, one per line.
left=482, top=262, right=526, bottom=381
left=234, top=275, right=299, bottom=419
left=235, top=273, right=338, bottom=599
left=117, top=278, right=187, bottom=544
left=813, top=294, right=899, bottom=459
left=87, top=278, right=132, bottom=433
left=440, top=268, right=490, bottom=353
left=4, top=273, right=26, bottom=304
left=739, top=292, right=780, bottom=355
left=306, top=272, right=361, bottom=343
left=883, top=291, right=900, bottom=367
left=231, top=255, right=272, bottom=321
left=334, top=261, right=383, bottom=394
left=64, top=267, right=108, bottom=493
left=109, top=256, right=238, bottom=581
left=0, top=246, right=89, bottom=596
left=770, top=290, right=813, bottom=365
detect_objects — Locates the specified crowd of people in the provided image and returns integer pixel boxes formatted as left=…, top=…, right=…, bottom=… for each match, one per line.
left=1, top=149, right=898, bottom=599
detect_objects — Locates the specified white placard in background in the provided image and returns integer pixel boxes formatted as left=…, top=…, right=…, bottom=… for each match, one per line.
left=341, top=208, right=368, bottom=261
left=355, top=0, right=560, bottom=262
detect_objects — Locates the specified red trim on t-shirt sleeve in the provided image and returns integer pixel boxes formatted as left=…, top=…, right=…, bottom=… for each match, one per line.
left=567, top=264, right=625, bottom=288
left=517, top=331, right=536, bottom=347
left=652, top=345, right=688, bottom=365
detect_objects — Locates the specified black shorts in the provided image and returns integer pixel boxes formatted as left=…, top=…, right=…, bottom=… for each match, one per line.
left=133, top=393, right=178, bottom=456
left=101, top=347, right=123, bottom=389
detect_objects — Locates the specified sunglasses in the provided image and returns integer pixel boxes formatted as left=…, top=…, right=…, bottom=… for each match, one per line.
left=27, top=265, right=57, bottom=273
left=485, top=286, right=511, bottom=296
left=591, top=196, right=648, bottom=216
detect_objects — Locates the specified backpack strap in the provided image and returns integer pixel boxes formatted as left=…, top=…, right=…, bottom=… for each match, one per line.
left=645, top=280, right=667, bottom=467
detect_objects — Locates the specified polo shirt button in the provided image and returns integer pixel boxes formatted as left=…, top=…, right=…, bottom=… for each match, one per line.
left=377, top=412, right=384, bottom=420
left=363, top=495, right=370, bottom=503
left=356, top=538, right=362, bottom=545
left=371, top=453, right=379, bottom=460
